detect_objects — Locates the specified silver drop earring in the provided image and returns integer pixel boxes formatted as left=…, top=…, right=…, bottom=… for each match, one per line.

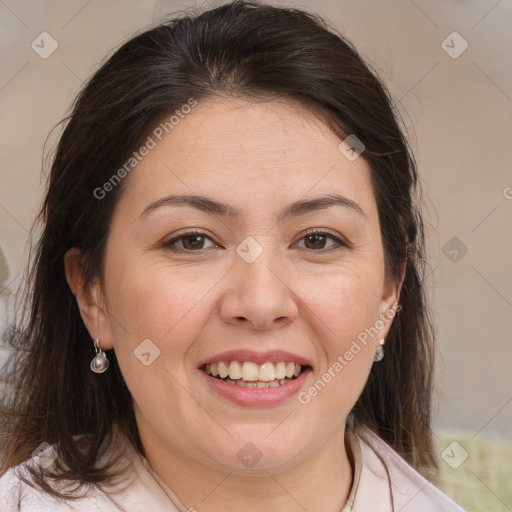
left=90, top=338, right=109, bottom=373
left=373, top=339, right=385, bottom=362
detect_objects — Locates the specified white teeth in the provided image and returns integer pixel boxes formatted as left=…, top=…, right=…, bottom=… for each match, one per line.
left=232, top=378, right=293, bottom=388
left=275, top=362, right=286, bottom=380
left=258, top=362, right=275, bottom=382
left=242, top=362, right=260, bottom=382
left=218, top=361, right=229, bottom=379
left=204, top=360, right=304, bottom=385
left=228, top=361, right=242, bottom=380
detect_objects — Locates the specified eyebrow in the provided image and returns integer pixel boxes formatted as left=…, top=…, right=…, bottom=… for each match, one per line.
left=139, top=193, right=366, bottom=222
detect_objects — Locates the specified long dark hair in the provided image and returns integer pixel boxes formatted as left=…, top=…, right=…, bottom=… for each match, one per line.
left=0, top=0, right=435, bottom=500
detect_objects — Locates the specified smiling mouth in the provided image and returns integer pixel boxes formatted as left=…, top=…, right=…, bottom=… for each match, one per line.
left=201, top=361, right=308, bottom=388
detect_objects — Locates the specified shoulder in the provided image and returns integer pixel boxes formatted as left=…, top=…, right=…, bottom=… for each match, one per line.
left=352, top=426, right=467, bottom=512
left=0, top=442, right=116, bottom=511
left=0, top=435, right=179, bottom=512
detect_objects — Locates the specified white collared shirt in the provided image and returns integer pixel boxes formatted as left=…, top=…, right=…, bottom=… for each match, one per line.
left=0, top=425, right=466, bottom=511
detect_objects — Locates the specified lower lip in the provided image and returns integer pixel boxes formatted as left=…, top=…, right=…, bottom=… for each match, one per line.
left=199, top=368, right=311, bottom=407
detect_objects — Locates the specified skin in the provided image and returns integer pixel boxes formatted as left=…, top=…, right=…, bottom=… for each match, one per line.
left=65, top=96, right=401, bottom=511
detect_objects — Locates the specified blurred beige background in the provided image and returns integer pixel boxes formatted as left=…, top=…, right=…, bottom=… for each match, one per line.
left=1, top=0, right=511, bottom=505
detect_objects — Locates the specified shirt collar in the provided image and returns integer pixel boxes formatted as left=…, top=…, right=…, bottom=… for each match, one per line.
left=139, top=424, right=364, bottom=512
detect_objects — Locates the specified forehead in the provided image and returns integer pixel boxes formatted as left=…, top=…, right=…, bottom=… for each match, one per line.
left=115, top=95, right=377, bottom=222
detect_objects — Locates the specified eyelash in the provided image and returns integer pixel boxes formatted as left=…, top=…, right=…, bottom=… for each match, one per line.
left=162, top=228, right=348, bottom=253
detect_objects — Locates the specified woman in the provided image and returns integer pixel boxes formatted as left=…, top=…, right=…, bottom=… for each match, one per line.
left=0, top=1, right=466, bottom=510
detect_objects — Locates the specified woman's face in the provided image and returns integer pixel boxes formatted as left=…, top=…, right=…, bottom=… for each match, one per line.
left=90, top=96, right=399, bottom=473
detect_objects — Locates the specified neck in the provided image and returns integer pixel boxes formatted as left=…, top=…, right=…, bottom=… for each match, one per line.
left=139, top=424, right=353, bottom=512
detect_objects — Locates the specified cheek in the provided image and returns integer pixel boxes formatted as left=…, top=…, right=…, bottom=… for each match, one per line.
left=103, top=253, right=220, bottom=370
left=306, top=260, right=384, bottom=344
left=300, top=263, right=383, bottom=408
left=103, top=257, right=213, bottom=430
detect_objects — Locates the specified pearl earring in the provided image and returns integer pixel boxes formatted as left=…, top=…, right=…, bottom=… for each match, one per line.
left=373, top=339, right=385, bottom=362
left=90, top=338, right=109, bottom=373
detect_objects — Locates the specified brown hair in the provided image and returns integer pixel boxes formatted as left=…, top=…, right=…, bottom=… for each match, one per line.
left=0, top=0, right=435, bottom=501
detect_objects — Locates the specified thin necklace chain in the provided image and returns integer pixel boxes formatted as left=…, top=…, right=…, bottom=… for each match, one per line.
left=141, top=454, right=356, bottom=512
left=141, top=456, right=191, bottom=511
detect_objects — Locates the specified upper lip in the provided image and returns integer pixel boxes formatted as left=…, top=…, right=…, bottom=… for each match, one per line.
left=198, top=349, right=312, bottom=368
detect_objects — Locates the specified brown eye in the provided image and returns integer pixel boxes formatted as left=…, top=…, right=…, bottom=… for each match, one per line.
left=304, top=233, right=328, bottom=250
left=296, top=230, right=346, bottom=251
left=180, top=234, right=207, bottom=250
left=163, top=231, right=217, bottom=252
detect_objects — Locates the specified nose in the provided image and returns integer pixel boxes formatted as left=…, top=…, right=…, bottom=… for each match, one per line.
left=219, top=247, right=299, bottom=331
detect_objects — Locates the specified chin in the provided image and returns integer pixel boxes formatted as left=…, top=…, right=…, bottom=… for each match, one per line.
left=197, top=429, right=315, bottom=475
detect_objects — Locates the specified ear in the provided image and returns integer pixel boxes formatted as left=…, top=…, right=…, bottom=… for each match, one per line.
left=377, top=255, right=407, bottom=344
left=64, top=248, right=114, bottom=350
